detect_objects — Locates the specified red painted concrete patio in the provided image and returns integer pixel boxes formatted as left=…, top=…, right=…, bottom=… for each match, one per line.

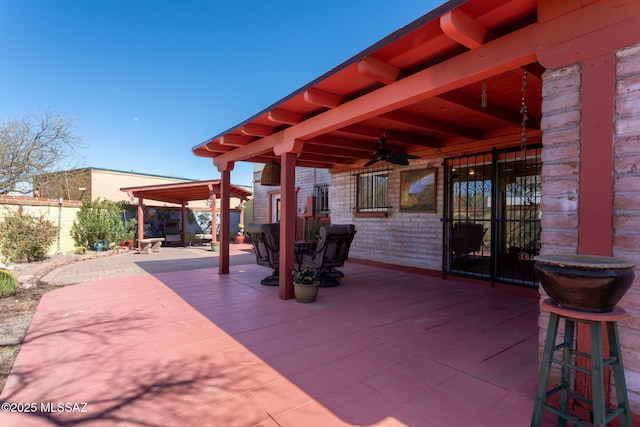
left=0, top=251, right=556, bottom=426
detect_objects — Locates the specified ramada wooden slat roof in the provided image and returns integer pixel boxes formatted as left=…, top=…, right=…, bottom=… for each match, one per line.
left=121, top=180, right=252, bottom=205
left=191, top=0, right=545, bottom=170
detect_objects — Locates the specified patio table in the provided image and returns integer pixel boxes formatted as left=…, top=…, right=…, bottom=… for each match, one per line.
left=294, top=241, right=316, bottom=270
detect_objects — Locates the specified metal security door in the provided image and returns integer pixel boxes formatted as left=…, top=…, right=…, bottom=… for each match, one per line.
left=444, top=146, right=541, bottom=286
left=494, top=148, right=542, bottom=285
left=444, top=152, right=493, bottom=280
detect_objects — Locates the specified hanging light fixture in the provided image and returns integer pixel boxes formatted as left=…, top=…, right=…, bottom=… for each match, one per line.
left=260, top=160, right=281, bottom=186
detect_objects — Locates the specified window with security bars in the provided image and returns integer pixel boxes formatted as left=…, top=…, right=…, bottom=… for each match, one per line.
left=314, top=184, right=329, bottom=215
left=350, top=167, right=390, bottom=214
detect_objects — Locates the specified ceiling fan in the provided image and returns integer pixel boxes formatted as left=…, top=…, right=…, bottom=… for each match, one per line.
left=364, top=137, right=420, bottom=167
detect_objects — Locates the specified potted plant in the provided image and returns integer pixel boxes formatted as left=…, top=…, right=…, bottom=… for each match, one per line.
left=235, top=223, right=246, bottom=244
left=307, top=220, right=325, bottom=241
left=292, top=265, right=319, bottom=303
left=119, top=218, right=137, bottom=250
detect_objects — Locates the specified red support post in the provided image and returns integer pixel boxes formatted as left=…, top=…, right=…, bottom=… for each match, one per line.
left=181, top=202, right=186, bottom=246
left=278, top=151, right=297, bottom=300
left=137, top=197, right=144, bottom=250
left=575, top=52, right=616, bottom=417
left=218, top=163, right=234, bottom=274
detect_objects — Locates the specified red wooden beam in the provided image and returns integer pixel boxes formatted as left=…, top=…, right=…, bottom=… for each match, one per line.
left=357, top=56, right=401, bottom=85
left=212, top=0, right=639, bottom=167
left=241, top=123, right=274, bottom=137
left=303, top=87, right=344, bottom=108
left=268, top=108, right=305, bottom=125
left=380, top=110, right=483, bottom=140
left=220, top=134, right=252, bottom=147
left=440, top=9, right=495, bottom=49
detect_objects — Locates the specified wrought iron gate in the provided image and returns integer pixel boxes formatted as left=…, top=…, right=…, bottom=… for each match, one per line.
left=443, top=146, right=542, bottom=286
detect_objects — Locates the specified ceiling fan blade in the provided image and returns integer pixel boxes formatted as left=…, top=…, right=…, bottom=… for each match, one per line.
left=387, top=153, right=411, bottom=165
left=390, top=152, right=421, bottom=161
left=364, top=135, right=420, bottom=167
left=387, top=157, right=409, bottom=166
left=364, top=158, right=381, bottom=167
left=373, top=147, right=391, bottom=157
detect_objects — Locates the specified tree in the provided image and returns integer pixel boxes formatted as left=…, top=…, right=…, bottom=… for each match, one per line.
left=0, top=110, right=84, bottom=194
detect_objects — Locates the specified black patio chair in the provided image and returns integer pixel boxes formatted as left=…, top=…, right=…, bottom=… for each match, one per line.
left=245, top=223, right=280, bottom=286
left=324, top=224, right=356, bottom=279
left=451, top=222, right=486, bottom=257
left=301, top=225, right=352, bottom=287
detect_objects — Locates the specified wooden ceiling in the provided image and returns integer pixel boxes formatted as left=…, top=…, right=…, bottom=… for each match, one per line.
left=121, top=180, right=252, bottom=205
left=192, top=0, right=542, bottom=170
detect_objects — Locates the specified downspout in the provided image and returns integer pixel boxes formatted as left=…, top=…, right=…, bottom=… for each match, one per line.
left=181, top=201, right=186, bottom=246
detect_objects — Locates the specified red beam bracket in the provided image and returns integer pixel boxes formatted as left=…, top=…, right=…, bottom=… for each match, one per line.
left=440, top=9, right=495, bottom=49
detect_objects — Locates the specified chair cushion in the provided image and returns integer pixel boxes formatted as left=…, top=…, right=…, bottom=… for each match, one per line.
left=303, top=226, right=351, bottom=268
left=246, top=223, right=280, bottom=268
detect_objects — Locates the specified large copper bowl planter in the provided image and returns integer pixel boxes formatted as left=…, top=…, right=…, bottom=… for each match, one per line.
left=534, top=254, right=635, bottom=313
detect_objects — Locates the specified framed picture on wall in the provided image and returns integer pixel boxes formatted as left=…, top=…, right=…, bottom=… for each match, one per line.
left=400, top=168, right=437, bottom=212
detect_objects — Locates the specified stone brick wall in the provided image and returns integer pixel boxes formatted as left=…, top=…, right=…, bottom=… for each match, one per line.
left=0, top=195, right=81, bottom=208
left=252, top=161, right=445, bottom=272
left=294, top=168, right=330, bottom=215
left=252, top=167, right=330, bottom=225
left=330, top=159, right=444, bottom=271
left=539, top=42, right=640, bottom=413
left=252, top=169, right=270, bottom=224
left=539, top=64, right=581, bottom=258
left=537, top=63, right=582, bottom=392
left=614, top=42, right=640, bottom=411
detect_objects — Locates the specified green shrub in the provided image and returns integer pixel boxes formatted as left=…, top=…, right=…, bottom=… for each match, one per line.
left=0, top=207, right=58, bottom=263
left=123, top=217, right=137, bottom=241
left=0, top=269, right=19, bottom=297
left=71, top=199, right=130, bottom=249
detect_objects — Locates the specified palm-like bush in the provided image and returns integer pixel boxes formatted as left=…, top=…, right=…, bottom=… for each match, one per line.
left=0, top=269, right=19, bottom=297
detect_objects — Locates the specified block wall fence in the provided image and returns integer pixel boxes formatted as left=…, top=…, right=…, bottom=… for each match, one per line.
left=0, top=196, right=217, bottom=258
left=0, top=195, right=82, bottom=258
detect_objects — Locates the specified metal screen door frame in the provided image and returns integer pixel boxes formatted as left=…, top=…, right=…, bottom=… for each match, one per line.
left=443, top=146, right=542, bottom=287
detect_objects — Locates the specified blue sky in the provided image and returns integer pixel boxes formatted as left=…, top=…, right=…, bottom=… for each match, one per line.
left=0, top=1, right=442, bottom=187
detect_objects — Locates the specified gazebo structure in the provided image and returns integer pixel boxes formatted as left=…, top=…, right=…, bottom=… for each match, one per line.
left=121, top=180, right=252, bottom=268
left=191, top=0, right=640, bottom=418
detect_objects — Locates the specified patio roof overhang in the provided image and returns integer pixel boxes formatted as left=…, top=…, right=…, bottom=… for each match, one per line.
left=191, top=0, right=640, bottom=301
left=192, top=0, right=548, bottom=170
left=120, top=180, right=252, bottom=206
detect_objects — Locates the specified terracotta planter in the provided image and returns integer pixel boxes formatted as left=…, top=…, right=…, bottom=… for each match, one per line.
left=235, top=235, right=245, bottom=244
left=534, top=254, right=635, bottom=313
left=293, top=281, right=319, bottom=303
